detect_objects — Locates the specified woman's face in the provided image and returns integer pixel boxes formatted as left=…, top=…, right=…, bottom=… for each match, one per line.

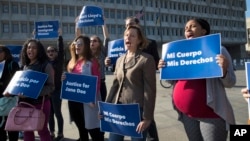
left=74, top=38, right=84, bottom=55
left=27, top=41, right=38, bottom=62
left=46, top=46, right=57, bottom=61
left=90, top=37, right=100, bottom=54
left=124, top=28, right=141, bottom=51
left=184, top=20, right=207, bottom=39
left=0, top=48, right=5, bottom=62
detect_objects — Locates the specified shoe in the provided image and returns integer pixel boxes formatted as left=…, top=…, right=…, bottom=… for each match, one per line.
left=18, top=132, right=24, bottom=139
left=54, top=135, right=64, bottom=141
left=50, top=134, right=55, bottom=140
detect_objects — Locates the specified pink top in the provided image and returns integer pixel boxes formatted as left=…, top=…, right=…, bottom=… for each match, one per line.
left=72, top=59, right=100, bottom=95
left=173, top=79, right=219, bottom=118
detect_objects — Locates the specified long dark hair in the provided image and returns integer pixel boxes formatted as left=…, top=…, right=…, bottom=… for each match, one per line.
left=0, top=45, right=13, bottom=61
left=20, top=39, right=48, bottom=66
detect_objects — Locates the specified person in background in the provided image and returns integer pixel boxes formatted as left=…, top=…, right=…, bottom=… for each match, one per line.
left=105, top=25, right=156, bottom=141
left=4, top=39, right=55, bottom=141
left=47, top=29, right=65, bottom=141
left=158, top=18, right=236, bottom=141
left=62, top=35, right=104, bottom=141
left=75, top=17, right=109, bottom=101
left=0, top=45, right=20, bottom=141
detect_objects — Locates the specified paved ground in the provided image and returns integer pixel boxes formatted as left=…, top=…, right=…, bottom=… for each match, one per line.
left=19, top=69, right=248, bottom=141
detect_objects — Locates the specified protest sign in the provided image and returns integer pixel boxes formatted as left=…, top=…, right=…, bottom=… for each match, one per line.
left=6, top=45, right=22, bottom=64
left=3, top=70, right=48, bottom=99
left=244, top=62, right=250, bottom=121
left=77, top=6, right=104, bottom=27
left=99, top=102, right=142, bottom=138
left=107, top=39, right=126, bottom=64
left=61, top=73, right=97, bottom=103
left=160, top=33, right=222, bottom=80
left=35, top=20, right=59, bottom=39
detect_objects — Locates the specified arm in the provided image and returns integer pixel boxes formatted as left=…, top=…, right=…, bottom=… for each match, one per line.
left=75, top=16, right=81, bottom=37
left=39, top=63, right=55, bottom=96
left=57, top=28, right=64, bottom=61
left=218, top=47, right=236, bottom=87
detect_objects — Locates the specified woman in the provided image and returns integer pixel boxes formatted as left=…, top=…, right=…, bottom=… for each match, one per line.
left=15, top=39, right=54, bottom=141
left=63, top=35, right=104, bottom=141
left=105, top=25, right=156, bottom=141
left=76, top=17, right=109, bottom=101
left=158, top=18, right=236, bottom=141
left=47, top=29, right=65, bottom=141
left=0, top=45, right=20, bottom=141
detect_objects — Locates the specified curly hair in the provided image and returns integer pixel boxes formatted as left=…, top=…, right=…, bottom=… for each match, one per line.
left=20, top=39, right=48, bottom=66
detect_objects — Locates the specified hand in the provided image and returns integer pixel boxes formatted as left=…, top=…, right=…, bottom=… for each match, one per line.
left=136, top=119, right=151, bottom=133
left=105, top=57, right=111, bottom=66
left=158, top=59, right=166, bottom=69
left=58, top=28, right=62, bottom=36
left=3, top=92, right=11, bottom=97
left=61, top=72, right=66, bottom=81
left=241, top=88, right=250, bottom=102
left=89, top=102, right=95, bottom=108
left=216, top=54, right=229, bottom=77
left=18, top=93, right=26, bottom=98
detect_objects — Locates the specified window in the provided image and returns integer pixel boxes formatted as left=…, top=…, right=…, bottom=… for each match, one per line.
left=21, top=23, right=27, bottom=33
left=117, top=10, right=121, bottom=19
left=21, top=4, right=27, bottom=14
left=12, top=23, right=19, bottom=33
left=2, top=3, right=9, bottom=13
left=38, top=4, right=44, bottom=15
left=62, top=24, right=68, bottom=33
left=70, top=24, right=75, bottom=33
left=3, top=23, right=9, bottom=33
left=62, top=6, right=68, bottom=16
left=30, top=4, right=36, bottom=15
left=69, top=6, right=75, bottom=16
left=46, top=5, right=52, bottom=15
left=110, top=9, right=115, bottom=18
left=11, top=3, right=18, bottom=14
left=54, top=6, right=60, bottom=16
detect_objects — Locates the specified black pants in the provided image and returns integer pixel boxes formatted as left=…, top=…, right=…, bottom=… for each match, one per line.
left=0, top=116, right=19, bottom=141
left=88, top=128, right=104, bottom=141
left=147, top=119, right=159, bottom=141
left=68, top=101, right=89, bottom=141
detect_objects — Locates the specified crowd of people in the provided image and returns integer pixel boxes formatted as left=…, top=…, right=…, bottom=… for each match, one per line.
left=0, top=13, right=249, bottom=141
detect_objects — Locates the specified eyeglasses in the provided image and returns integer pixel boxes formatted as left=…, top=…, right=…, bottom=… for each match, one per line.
left=90, top=40, right=98, bottom=43
left=74, top=42, right=84, bottom=46
left=47, top=50, right=55, bottom=53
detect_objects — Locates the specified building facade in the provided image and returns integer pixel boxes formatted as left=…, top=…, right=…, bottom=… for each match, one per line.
left=0, top=0, right=248, bottom=64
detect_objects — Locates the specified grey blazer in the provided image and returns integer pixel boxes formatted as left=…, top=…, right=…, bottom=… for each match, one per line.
left=106, top=50, right=156, bottom=120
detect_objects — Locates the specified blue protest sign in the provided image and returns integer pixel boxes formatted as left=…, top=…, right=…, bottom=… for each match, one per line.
left=61, top=73, right=97, bottom=103
left=0, top=61, right=5, bottom=79
left=244, top=62, right=250, bottom=119
left=35, top=20, right=59, bottom=39
left=6, top=45, right=22, bottom=64
left=3, top=70, right=48, bottom=99
left=77, top=6, right=104, bottom=27
left=160, top=33, right=222, bottom=80
left=107, top=39, right=126, bottom=64
left=98, top=102, right=142, bottom=138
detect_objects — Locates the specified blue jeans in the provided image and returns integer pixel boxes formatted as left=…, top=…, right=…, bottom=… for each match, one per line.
left=49, top=90, right=64, bottom=135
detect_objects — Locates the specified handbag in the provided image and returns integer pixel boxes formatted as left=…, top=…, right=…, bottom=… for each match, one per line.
left=4, top=97, right=45, bottom=131
left=0, top=96, right=18, bottom=127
